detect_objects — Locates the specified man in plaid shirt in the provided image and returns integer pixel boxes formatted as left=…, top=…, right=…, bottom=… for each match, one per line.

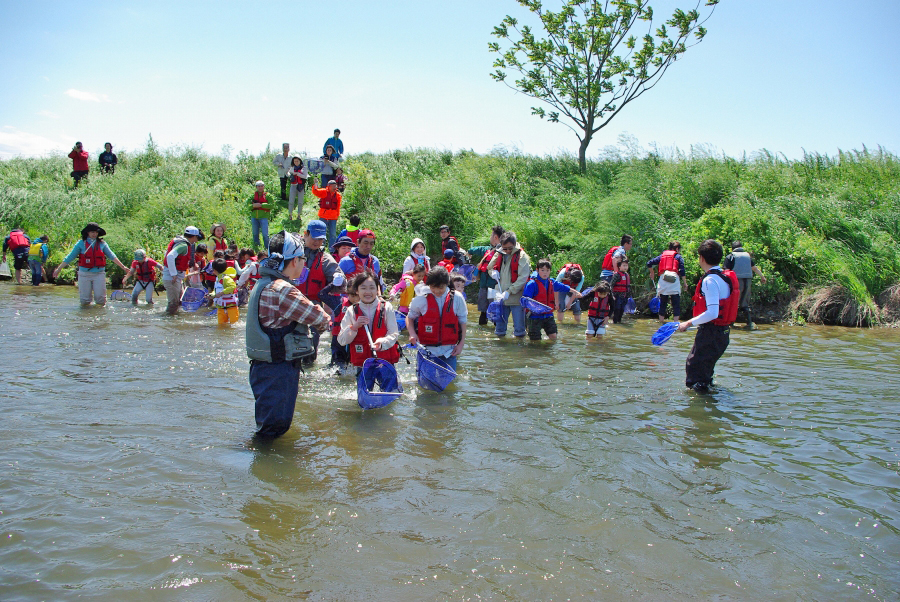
left=248, top=231, right=330, bottom=438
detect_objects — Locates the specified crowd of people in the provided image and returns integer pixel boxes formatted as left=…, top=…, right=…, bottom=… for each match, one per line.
left=6, top=129, right=769, bottom=439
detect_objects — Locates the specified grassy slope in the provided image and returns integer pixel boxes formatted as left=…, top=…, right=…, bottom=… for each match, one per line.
left=2, top=140, right=898, bottom=325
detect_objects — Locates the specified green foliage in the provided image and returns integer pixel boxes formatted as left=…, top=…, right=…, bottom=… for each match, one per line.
left=2, top=141, right=898, bottom=324
left=489, top=0, right=719, bottom=171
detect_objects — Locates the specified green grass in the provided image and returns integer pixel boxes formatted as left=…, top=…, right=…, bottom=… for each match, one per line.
left=2, top=138, right=898, bottom=325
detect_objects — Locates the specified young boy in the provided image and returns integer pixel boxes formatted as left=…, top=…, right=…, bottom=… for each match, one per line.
left=610, top=259, right=632, bottom=324
left=209, top=258, right=240, bottom=325
left=187, top=243, right=208, bottom=288
left=677, top=239, right=740, bottom=392
left=121, top=249, right=160, bottom=305
left=406, top=266, right=468, bottom=371
left=450, top=272, right=468, bottom=302
left=338, top=214, right=361, bottom=244
left=521, top=258, right=582, bottom=341
left=585, top=281, right=612, bottom=338
left=437, top=249, right=456, bottom=272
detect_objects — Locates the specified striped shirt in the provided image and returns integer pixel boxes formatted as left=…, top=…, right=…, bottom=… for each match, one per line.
left=258, top=278, right=330, bottom=332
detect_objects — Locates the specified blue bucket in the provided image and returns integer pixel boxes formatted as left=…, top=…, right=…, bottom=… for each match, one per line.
left=624, top=297, right=636, bottom=314
left=396, top=312, right=407, bottom=331
left=357, top=358, right=403, bottom=409
left=486, top=300, right=503, bottom=324
left=180, top=287, right=207, bottom=312
left=416, top=349, right=457, bottom=392
left=649, top=296, right=661, bottom=314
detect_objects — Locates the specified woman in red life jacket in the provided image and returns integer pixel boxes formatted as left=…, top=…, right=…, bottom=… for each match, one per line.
left=337, top=272, right=401, bottom=370
left=439, top=225, right=464, bottom=265
left=247, top=181, right=272, bottom=250
left=53, top=222, right=128, bottom=306
left=68, top=141, right=89, bottom=188
left=646, top=241, right=686, bottom=322
left=600, top=234, right=633, bottom=282
left=406, top=266, right=468, bottom=372
left=676, top=239, right=740, bottom=392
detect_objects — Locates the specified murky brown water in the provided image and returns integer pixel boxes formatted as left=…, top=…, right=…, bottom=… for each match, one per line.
left=1, top=284, right=898, bottom=600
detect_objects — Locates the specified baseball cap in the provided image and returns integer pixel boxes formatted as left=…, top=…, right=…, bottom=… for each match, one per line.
left=306, top=220, right=327, bottom=240
left=184, top=226, right=205, bottom=240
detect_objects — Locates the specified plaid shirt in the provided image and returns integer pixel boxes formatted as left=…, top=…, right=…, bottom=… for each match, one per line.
left=258, top=278, right=330, bottom=331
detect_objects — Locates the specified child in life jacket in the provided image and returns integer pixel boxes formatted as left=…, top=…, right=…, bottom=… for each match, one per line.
left=437, top=249, right=456, bottom=272
left=610, top=259, right=632, bottom=324
left=208, top=224, right=228, bottom=261
left=121, top=249, right=161, bottom=305
left=208, top=258, right=240, bottom=325
left=450, top=272, right=468, bottom=302
left=329, top=280, right=356, bottom=370
left=389, top=264, right=427, bottom=316
left=337, top=214, right=361, bottom=244
left=333, top=166, right=348, bottom=193
left=236, top=249, right=267, bottom=306
left=406, top=266, right=468, bottom=372
left=337, top=271, right=401, bottom=372
left=186, top=243, right=208, bottom=288
left=521, top=258, right=582, bottom=341
left=585, top=280, right=612, bottom=338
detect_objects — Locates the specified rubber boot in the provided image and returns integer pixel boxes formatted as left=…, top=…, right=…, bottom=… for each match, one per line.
left=479, top=311, right=488, bottom=326
left=746, top=308, right=754, bottom=330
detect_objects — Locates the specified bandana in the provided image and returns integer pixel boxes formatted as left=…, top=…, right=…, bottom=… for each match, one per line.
left=264, top=231, right=305, bottom=272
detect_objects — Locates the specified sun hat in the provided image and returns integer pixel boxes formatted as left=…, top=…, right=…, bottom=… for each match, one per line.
left=81, top=222, right=106, bottom=238
left=331, top=236, right=357, bottom=253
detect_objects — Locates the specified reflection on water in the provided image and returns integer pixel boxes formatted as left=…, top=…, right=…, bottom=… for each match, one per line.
left=0, top=284, right=898, bottom=599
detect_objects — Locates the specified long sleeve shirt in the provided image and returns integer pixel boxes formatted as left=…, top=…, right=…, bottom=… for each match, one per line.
left=62, top=239, right=118, bottom=272
left=68, top=150, right=89, bottom=171
left=257, top=278, right=331, bottom=331
left=323, top=137, right=344, bottom=157
left=310, top=184, right=342, bottom=221
left=272, top=152, right=292, bottom=177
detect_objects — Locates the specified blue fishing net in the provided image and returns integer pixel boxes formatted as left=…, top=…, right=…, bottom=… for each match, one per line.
left=649, top=296, right=661, bottom=314
left=357, top=358, right=403, bottom=409
left=625, top=297, right=636, bottom=314
left=181, top=287, right=207, bottom=312
left=416, top=349, right=457, bottom=392
left=453, top=264, right=476, bottom=284
left=487, top=300, right=503, bottom=324
left=652, top=322, right=680, bottom=346
left=109, top=290, right=129, bottom=301
left=520, top=296, right=553, bottom=313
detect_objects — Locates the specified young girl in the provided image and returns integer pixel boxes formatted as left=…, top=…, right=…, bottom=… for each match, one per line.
left=450, top=272, right=468, bottom=302
left=333, top=166, right=347, bottom=192
left=585, top=280, right=612, bottom=338
left=402, top=238, right=430, bottom=274
left=208, top=224, right=228, bottom=261
left=287, top=156, right=307, bottom=220
left=611, top=259, right=632, bottom=324
left=121, top=249, right=160, bottom=305
left=208, top=258, right=240, bottom=325
left=187, top=243, right=208, bottom=288
left=337, top=272, right=401, bottom=370
left=389, top=264, right=427, bottom=316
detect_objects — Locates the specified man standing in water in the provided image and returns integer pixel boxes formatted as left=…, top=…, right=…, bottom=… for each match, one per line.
left=246, top=231, right=330, bottom=439
left=723, top=241, right=767, bottom=329
left=677, top=240, right=739, bottom=393
left=162, top=226, right=204, bottom=315
left=299, top=220, right=344, bottom=363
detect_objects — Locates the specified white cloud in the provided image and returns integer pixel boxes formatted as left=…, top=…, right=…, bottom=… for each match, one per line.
left=37, top=110, right=59, bottom=119
left=0, top=127, right=68, bottom=159
left=64, top=88, right=110, bottom=102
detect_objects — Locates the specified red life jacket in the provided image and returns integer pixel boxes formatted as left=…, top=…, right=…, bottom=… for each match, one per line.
left=658, top=250, right=679, bottom=274
left=418, top=292, right=461, bottom=346
left=408, top=254, right=430, bottom=273
left=301, top=251, right=326, bottom=300
left=247, top=258, right=261, bottom=288
left=588, top=293, right=610, bottom=319
left=441, top=235, right=460, bottom=253
left=210, top=237, right=228, bottom=254
left=347, top=229, right=361, bottom=244
left=477, top=248, right=498, bottom=273
left=166, top=237, right=194, bottom=272
left=332, top=297, right=350, bottom=336
left=253, top=191, right=271, bottom=212
left=134, top=259, right=156, bottom=282
left=436, top=259, right=455, bottom=272
left=497, top=249, right=521, bottom=283
left=78, top=239, right=107, bottom=269
left=602, top=246, right=622, bottom=271
left=532, top=278, right=556, bottom=311
left=561, top=263, right=582, bottom=286
left=8, top=230, right=29, bottom=249
left=348, top=300, right=400, bottom=367
left=612, top=271, right=630, bottom=293
left=349, top=251, right=380, bottom=279
left=692, top=268, right=740, bottom=326
left=319, top=190, right=340, bottom=211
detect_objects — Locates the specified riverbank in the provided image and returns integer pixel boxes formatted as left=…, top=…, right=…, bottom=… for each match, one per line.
left=2, top=141, right=898, bottom=325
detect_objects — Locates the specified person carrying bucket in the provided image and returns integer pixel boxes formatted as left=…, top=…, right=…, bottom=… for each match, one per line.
left=468, top=225, right=505, bottom=326
left=53, top=223, right=128, bottom=306
left=247, top=231, right=331, bottom=439
left=406, top=266, right=468, bottom=372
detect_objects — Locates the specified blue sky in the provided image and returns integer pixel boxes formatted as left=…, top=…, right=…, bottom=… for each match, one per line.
left=1, top=0, right=898, bottom=161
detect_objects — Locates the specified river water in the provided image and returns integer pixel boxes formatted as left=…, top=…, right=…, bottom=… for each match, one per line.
left=0, top=284, right=898, bottom=600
